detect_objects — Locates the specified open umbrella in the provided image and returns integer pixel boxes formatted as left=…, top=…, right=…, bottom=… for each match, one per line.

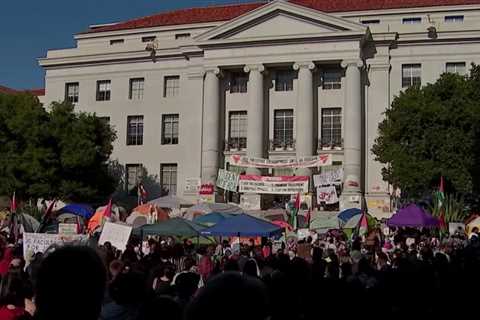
left=184, top=203, right=243, bottom=220
left=126, top=213, right=148, bottom=228
left=58, top=204, right=94, bottom=219
left=133, top=218, right=205, bottom=238
left=148, top=195, right=190, bottom=209
left=201, top=214, right=283, bottom=237
left=338, top=208, right=362, bottom=223
left=387, top=204, right=439, bottom=228
left=193, top=212, right=233, bottom=226
left=271, top=220, right=293, bottom=231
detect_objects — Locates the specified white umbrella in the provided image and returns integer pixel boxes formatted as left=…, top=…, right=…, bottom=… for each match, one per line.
left=148, top=195, right=190, bottom=209
left=126, top=213, right=148, bottom=228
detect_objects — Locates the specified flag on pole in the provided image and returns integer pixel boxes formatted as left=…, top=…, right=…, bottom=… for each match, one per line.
left=289, top=193, right=301, bottom=230
left=37, top=200, right=56, bottom=233
left=103, top=199, right=112, bottom=219
left=437, top=176, right=447, bottom=230
left=358, top=212, right=368, bottom=237
left=10, top=192, right=17, bottom=213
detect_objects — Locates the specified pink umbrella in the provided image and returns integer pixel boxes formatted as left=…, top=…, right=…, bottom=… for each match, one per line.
left=272, top=220, right=293, bottom=231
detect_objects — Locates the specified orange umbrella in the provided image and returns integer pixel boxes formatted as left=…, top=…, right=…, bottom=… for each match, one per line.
left=132, top=204, right=153, bottom=215
left=131, top=204, right=170, bottom=222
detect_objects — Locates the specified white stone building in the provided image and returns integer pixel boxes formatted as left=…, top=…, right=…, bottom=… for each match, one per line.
left=39, top=0, right=480, bottom=215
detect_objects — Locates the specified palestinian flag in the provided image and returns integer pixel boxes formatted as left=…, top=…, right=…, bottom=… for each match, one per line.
left=10, top=192, right=17, bottom=213
left=358, top=212, right=368, bottom=237
left=437, top=176, right=447, bottom=229
left=289, top=193, right=301, bottom=230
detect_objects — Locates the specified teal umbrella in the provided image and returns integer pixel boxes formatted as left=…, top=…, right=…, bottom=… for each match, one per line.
left=134, top=218, right=205, bottom=238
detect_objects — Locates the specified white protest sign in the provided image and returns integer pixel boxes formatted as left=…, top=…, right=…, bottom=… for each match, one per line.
left=216, top=169, right=240, bottom=192
left=23, top=233, right=87, bottom=261
left=98, top=222, right=132, bottom=251
left=58, top=223, right=77, bottom=235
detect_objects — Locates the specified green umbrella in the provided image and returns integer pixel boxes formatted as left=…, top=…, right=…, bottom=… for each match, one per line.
left=134, top=217, right=205, bottom=238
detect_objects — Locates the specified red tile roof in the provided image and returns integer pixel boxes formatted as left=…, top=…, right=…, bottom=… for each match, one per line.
left=26, top=88, right=45, bottom=96
left=0, top=85, right=18, bottom=94
left=86, top=0, right=480, bottom=34
left=0, top=86, right=45, bottom=96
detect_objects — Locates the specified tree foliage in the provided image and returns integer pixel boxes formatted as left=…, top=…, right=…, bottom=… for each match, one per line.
left=373, top=64, right=480, bottom=200
left=0, top=93, right=117, bottom=203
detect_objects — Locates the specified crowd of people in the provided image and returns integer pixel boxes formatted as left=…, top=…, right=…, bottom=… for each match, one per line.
left=0, top=225, right=479, bottom=320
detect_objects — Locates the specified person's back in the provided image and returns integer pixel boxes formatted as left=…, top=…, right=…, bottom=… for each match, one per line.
left=34, top=246, right=107, bottom=320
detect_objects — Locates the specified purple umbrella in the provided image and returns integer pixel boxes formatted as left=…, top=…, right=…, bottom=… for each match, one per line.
left=387, top=204, right=439, bottom=228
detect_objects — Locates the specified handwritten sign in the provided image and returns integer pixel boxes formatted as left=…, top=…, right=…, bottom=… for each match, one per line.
left=98, top=222, right=132, bottom=251
left=58, top=223, right=77, bottom=235
left=23, top=233, right=87, bottom=260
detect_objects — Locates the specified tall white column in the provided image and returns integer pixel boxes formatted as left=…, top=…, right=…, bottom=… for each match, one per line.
left=341, top=59, right=363, bottom=201
left=244, top=64, right=265, bottom=175
left=201, top=67, right=221, bottom=184
left=293, top=61, right=315, bottom=177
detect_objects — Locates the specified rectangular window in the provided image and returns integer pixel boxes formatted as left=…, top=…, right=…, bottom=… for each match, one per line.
left=127, top=116, right=144, bottom=146
left=110, top=39, right=124, bottom=45
left=361, top=19, right=380, bottom=24
left=446, top=62, right=466, bottom=75
left=322, top=70, right=342, bottom=90
left=275, top=70, right=294, bottom=92
left=175, top=33, right=191, bottom=40
left=65, top=82, right=79, bottom=103
left=229, top=111, right=247, bottom=150
left=273, top=109, right=294, bottom=149
left=164, top=76, right=180, bottom=97
left=445, top=15, right=464, bottom=23
left=99, top=116, right=110, bottom=125
left=402, top=17, right=422, bottom=24
left=230, top=72, right=248, bottom=93
left=129, top=78, right=144, bottom=100
left=402, top=64, right=421, bottom=88
left=142, top=36, right=156, bottom=42
left=321, top=108, right=342, bottom=148
left=126, top=164, right=143, bottom=192
left=96, top=80, right=111, bottom=101
left=161, top=164, right=177, bottom=195
left=162, top=114, right=179, bottom=145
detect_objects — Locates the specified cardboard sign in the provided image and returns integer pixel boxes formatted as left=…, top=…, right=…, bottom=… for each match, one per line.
left=184, top=178, right=201, bottom=194
left=240, top=194, right=261, bottom=211
left=98, top=222, right=132, bottom=251
left=216, top=169, right=240, bottom=192
left=58, top=223, right=77, bottom=235
left=449, top=223, right=465, bottom=236
left=239, top=175, right=309, bottom=194
left=23, top=233, right=87, bottom=260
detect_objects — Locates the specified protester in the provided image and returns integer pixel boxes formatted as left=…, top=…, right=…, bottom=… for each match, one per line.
left=34, top=246, right=107, bottom=320
left=0, top=271, right=31, bottom=320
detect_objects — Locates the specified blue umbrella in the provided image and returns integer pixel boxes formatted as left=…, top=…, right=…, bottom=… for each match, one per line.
left=338, top=208, right=361, bottom=223
left=193, top=212, right=233, bottom=226
left=58, top=204, right=94, bottom=219
left=201, top=213, right=283, bottom=237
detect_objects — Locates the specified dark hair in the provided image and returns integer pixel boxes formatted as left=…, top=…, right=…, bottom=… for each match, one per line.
left=185, top=272, right=269, bottom=320
left=34, top=246, right=107, bottom=320
left=0, top=271, right=29, bottom=307
left=243, top=259, right=258, bottom=277
left=109, top=271, right=146, bottom=305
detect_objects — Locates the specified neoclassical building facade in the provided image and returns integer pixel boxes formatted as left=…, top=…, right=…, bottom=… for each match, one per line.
left=39, top=0, right=480, bottom=215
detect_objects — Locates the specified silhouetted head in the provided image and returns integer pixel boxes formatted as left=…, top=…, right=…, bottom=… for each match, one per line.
left=35, top=246, right=107, bottom=320
left=185, top=272, right=269, bottom=320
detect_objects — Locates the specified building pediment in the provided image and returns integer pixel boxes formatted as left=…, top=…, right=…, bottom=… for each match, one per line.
left=195, top=0, right=368, bottom=43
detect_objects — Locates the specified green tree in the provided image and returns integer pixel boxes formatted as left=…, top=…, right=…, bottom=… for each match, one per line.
left=0, top=93, right=117, bottom=203
left=372, top=65, right=480, bottom=200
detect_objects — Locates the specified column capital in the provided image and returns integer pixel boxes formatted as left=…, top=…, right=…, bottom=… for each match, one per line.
left=293, top=61, right=315, bottom=71
left=341, top=59, right=364, bottom=69
left=244, top=64, right=265, bottom=73
left=203, top=66, right=222, bottom=77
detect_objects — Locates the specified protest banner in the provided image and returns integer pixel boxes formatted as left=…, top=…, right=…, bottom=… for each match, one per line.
left=229, top=154, right=332, bottom=169
left=240, top=194, right=261, bottom=210
left=316, top=186, right=339, bottom=204
left=216, top=169, right=240, bottom=192
left=184, top=177, right=201, bottom=194
left=58, top=223, right=77, bottom=235
left=98, top=222, right=132, bottom=251
left=23, top=233, right=87, bottom=261
left=239, top=175, right=309, bottom=194
left=313, top=168, right=344, bottom=187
